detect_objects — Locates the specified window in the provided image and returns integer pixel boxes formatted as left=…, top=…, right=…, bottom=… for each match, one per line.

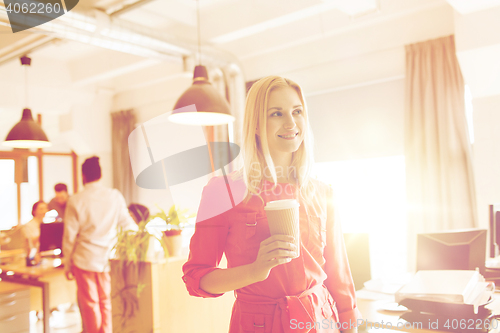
left=0, top=150, right=77, bottom=229
left=0, top=159, right=17, bottom=230
left=0, top=156, right=40, bottom=229
left=315, top=155, right=407, bottom=279
left=20, top=156, right=39, bottom=224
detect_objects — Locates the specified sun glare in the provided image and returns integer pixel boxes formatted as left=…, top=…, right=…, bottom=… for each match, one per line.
left=315, top=155, right=407, bottom=278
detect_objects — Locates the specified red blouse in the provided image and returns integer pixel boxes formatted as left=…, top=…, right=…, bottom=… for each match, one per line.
left=182, top=175, right=361, bottom=333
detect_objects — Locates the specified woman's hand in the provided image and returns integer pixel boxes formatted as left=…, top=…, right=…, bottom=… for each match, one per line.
left=250, top=234, right=297, bottom=282
left=199, top=235, right=297, bottom=294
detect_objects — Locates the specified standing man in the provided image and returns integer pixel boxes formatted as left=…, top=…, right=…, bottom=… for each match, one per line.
left=63, top=156, right=137, bottom=333
left=48, top=183, right=69, bottom=220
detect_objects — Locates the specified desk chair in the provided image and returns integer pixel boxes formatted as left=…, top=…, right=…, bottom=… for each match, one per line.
left=343, top=233, right=371, bottom=291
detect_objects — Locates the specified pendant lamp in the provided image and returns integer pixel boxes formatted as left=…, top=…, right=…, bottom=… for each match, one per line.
left=3, top=56, right=51, bottom=149
left=169, top=0, right=235, bottom=126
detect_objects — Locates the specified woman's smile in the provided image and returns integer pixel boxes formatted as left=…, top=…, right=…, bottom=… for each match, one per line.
left=277, top=132, right=299, bottom=139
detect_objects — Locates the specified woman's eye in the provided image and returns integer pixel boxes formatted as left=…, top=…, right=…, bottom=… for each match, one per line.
left=270, top=111, right=282, bottom=117
left=293, top=109, right=302, bottom=114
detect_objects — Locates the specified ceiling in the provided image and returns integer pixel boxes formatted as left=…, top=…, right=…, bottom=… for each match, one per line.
left=0, top=0, right=498, bottom=110
left=0, top=0, right=444, bottom=79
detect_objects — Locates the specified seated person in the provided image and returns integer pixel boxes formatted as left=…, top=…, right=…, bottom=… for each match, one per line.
left=128, top=203, right=150, bottom=224
left=48, top=183, right=69, bottom=221
left=21, top=201, right=48, bottom=263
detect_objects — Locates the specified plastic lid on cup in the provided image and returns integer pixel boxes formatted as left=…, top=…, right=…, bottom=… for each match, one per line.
left=264, top=199, right=300, bottom=210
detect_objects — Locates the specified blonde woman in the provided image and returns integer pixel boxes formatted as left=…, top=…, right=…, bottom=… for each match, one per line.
left=183, top=76, right=361, bottom=333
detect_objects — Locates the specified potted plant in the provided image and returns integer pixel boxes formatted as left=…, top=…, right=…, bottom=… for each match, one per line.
left=111, top=216, right=168, bottom=330
left=149, top=204, right=195, bottom=257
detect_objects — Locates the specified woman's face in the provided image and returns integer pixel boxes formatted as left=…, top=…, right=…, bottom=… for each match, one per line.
left=265, top=86, right=306, bottom=159
left=34, top=202, right=48, bottom=220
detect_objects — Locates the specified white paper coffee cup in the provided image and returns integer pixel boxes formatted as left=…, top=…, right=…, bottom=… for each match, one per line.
left=264, top=199, right=300, bottom=257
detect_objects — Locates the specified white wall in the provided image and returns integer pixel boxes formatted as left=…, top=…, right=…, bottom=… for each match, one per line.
left=453, top=5, right=500, bottom=230
left=43, top=88, right=114, bottom=196
left=472, top=94, right=500, bottom=229
left=455, top=6, right=500, bottom=98
left=307, top=79, right=405, bottom=162
left=42, top=155, right=74, bottom=199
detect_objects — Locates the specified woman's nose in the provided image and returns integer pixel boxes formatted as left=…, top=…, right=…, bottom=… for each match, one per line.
left=283, top=115, right=296, bottom=129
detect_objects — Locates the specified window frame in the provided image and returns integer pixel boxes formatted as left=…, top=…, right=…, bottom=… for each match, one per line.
left=0, top=149, right=78, bottom=226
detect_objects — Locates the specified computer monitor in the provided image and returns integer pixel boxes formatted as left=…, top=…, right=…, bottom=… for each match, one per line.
left=39, top=222, right=64, bottom=255
left=489, top=204, right=500, bottom=258
left=416, top=229, right=487, bottom=274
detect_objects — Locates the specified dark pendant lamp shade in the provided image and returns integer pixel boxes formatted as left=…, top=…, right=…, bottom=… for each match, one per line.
left=3, top=108, right=51, bottom=149
left=169, top=65, right=235, bottom=126
left=3, top=55, right=51, bottom=149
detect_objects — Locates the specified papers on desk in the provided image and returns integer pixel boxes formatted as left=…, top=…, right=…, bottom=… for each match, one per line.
left=395, top=270, right=495, bottom=314
left=486, top=257, right=500, bottom=269
left=356, top=276, right=410, bottom=301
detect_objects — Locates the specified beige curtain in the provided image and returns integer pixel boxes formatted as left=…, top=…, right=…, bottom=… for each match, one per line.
left=111, top=110, right=137, bottom=204
left=405, top=35, right=478, bottom=269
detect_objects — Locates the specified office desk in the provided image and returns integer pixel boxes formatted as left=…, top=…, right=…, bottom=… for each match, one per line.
left=356, top=297, right=500, bottom=332
left=0, top=281, right=30, bottom=333
left=0, top=257, right=77, bottom=333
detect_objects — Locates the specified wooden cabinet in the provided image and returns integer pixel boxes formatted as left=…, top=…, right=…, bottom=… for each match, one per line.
left=0, top=282, right=30, bottom=333
left=110, top=256, right=235, bottom=333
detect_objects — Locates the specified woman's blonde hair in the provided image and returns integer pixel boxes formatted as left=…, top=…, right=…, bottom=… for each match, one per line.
left=234, top=76, right=316, bottom=204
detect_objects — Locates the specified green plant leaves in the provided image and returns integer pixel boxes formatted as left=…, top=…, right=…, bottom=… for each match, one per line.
left=111, top=204, right=195, bottom=328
